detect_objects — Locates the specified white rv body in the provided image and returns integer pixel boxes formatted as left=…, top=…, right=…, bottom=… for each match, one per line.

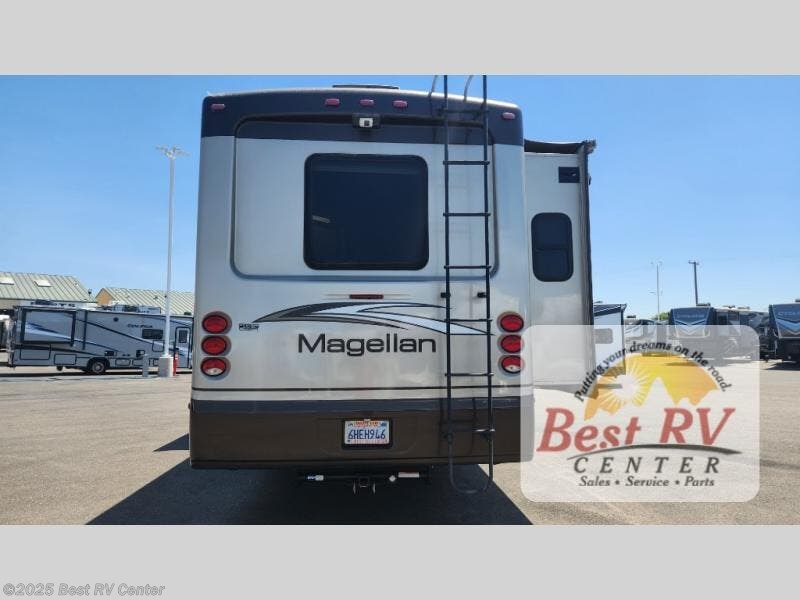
left=190, top=86, right=594, bottom=470
left=7, top=305, right=193, bottom=374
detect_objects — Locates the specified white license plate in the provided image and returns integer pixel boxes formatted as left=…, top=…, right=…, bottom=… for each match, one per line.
left=344, top=419, right=390, bottom=446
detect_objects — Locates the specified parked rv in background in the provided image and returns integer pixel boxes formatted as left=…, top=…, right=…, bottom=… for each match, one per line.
left=0, top=314, right=9, bottom=350
left=6, top=305, right=193, bottom=374
left=667, top=304, right=761, bottom=359
left=767, top=301, right=800, bottom=363
left=189, top=79, right=596, bottom=491
left=593, top=303, right=626, bottom=368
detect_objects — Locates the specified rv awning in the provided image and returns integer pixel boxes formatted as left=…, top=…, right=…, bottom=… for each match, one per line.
left=524, top=139, right=596, bottom=154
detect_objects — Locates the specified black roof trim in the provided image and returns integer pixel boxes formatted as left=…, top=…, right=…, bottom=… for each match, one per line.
left=524, top=139, right=596, bottom=154
left=201, top=88, right=523, bottom=146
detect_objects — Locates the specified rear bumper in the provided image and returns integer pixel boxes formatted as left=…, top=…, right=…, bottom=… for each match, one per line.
left=189, top=396, right=525, bottom=469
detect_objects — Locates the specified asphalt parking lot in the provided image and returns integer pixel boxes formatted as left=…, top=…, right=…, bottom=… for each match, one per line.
left=1, top=355, right=798, bottom=524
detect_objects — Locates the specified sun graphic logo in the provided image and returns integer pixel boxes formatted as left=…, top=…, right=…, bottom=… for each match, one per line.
left=584, top=352, right=720, bottom=420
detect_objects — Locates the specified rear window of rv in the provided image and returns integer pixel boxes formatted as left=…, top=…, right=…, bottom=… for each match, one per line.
left=531, top=213, right=573, bottom=282
left=304, top=154, right=428, bottom=270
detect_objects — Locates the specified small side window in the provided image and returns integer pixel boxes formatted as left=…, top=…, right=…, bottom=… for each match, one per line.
left=177, top=330, right=189, bottom=344
left=142, top=328, right=164, bottom=340
left=531, top=213, right=573, bottom=282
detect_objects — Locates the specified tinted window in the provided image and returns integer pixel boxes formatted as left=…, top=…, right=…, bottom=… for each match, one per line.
left=142, top=328, right=163, bottom=340
left=531, top=213, right=573, bottom=282
left=304, top=154, right=428, bottom=270
left=177, top=330, right=189, bottom=344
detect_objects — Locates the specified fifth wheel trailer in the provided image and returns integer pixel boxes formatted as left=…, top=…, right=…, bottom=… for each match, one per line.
left=767, top=301, right=800, bottom=363
left=6, top=305, right=193, bottom=374
left=189, top=79, right=595, bottom=489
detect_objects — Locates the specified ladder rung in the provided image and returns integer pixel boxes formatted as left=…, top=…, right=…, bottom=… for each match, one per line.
left=447, top=372, right=494, bottom=377
left=444, top=264, right=491, bottom=270
left=444, top=212, right=491, bottom=217
left=447, top=317, right=491, bottom=323
left=473, top=428, right=496, bottom=435
left=445, top=425, right=495, bottom=434
left=443, top=160, right=490, bottom=166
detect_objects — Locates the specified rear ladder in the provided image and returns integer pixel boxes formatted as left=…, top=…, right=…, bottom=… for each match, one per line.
left=440, top=74, right=495, bottom=493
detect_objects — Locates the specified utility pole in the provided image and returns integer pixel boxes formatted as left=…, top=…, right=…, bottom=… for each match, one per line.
left=155, top=145, right=188, bottom=377
left=688, top=260, right=700, bottom=305
left=651, top=260, right=663, bottom=318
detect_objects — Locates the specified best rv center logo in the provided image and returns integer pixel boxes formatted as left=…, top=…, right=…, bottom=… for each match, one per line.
left=522, top=330, right=760, bottom=502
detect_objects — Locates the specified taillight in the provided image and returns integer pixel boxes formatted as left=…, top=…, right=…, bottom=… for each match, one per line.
left=499, top=355, right=523, bottom=374
left=201, top=357, right=227, bottom=377
left=201, top=336, right=228, bottom=355
left=499, top=334, right=522, bottom=353
left=498, top=313, right=524, bottom=332
left=202, top=313, right=230, bottom=334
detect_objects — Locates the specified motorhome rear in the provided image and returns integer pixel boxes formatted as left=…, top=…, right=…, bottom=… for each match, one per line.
left=768, top=301, right=800, bottom=363
left=190, top=82, right=594, bottom=485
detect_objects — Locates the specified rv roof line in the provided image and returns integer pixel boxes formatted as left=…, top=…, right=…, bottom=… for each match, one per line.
left=332, top=84, right=400, bottom=90
left=203, top=87, right=519, bottom=108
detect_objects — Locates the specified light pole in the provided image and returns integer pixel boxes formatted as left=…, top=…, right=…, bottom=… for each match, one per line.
left=688, top=260, right=700, bottom=305
left=651, top=260, right=663, bottom=319
left=156, top=145, right=188, bottom=377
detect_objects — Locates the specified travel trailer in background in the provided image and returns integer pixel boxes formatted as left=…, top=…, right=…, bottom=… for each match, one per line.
left=6, top=305, right=193, bottom=374
left=593, top=303, right=626, bottom=368
left=190, top=78, right=596, bottom=491
left=767, top=301, right=800, bottom=363
left=667, top=304, right=761, bottom=359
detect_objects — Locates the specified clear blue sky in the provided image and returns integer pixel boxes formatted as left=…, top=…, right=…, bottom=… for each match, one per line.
left=1, top=76, right=798, bottom=317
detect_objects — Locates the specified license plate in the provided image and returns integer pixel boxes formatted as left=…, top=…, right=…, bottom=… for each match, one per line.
left=344, top=419, right=390, bottom=446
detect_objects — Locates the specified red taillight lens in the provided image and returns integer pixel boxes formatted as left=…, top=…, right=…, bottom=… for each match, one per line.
left=201, top=336, right=228, bottom=355
left=500, top=355, right=523, bottom=374
left=499, top=334, right=522, bottom=353
left=498, top=313, right=524, bottom=333
left=202, top=314, right=229, bottom=334
left=201, top=357, right=227, bottom=377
